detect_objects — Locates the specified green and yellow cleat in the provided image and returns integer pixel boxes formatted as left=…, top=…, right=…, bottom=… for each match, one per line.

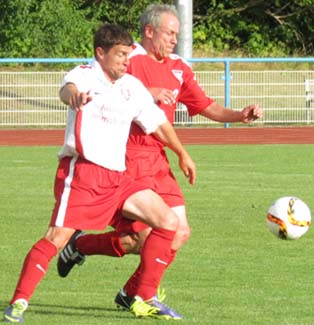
left=129, top=295, right=183, bottom=320
left=3, top=300, right=28, bottom=323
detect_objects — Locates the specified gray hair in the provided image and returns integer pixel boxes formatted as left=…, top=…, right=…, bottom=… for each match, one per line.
left=140, top=4, right=179, bottom=36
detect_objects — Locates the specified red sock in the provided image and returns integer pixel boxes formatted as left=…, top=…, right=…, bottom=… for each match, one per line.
left=10, top=238, right=57, bottom=304
left=125, top=228, right=175, bottom=300
left=124, top=247, right=177, bottom=298
left=76, top=231, right=126, bottom=257
left=168, top=248, right=177, bottom=267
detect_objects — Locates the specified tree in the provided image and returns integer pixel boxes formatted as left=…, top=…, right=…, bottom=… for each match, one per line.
left=193, top=0, right=314, bottom=55
left=0, top=0, right=313, bottom=58
left=0, top=0, right=96, bottom=57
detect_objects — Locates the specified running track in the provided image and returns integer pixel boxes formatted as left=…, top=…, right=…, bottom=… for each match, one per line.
left=0, top=127, right=313, bottom=146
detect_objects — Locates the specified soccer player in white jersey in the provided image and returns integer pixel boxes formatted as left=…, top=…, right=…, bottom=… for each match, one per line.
left=57, top=3, right=262, bottom=310
left=3, top=24, right=196, bottom=322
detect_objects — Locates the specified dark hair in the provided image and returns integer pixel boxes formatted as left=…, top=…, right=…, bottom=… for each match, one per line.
left=93, top=24, right=133, bottom=56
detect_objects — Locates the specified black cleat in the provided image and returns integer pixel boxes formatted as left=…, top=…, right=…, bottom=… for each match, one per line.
left=115, top=287, right=167, bottom=311
left=114, top=288, right=134, bottom=310
left=57, top=230, right=85, bottom=277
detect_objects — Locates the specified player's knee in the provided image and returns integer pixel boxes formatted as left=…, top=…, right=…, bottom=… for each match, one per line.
left=175, top=224, right=191, bottom=246
left=146, top=208, right=178, bottom=230
left=161, top=209, right=179, bottom=230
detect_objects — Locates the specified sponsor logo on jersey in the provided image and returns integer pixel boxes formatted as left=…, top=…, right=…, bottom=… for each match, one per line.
left=171, top=69, right=183, bottom=85
left=120, top=87, right=131, bottom=101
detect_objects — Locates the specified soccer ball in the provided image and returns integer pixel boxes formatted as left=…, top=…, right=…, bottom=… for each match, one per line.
left=266, top=196, right=311, bottom=240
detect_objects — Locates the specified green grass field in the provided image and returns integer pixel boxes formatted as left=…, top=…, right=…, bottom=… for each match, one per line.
left=1, top=144, right=314, bottom=324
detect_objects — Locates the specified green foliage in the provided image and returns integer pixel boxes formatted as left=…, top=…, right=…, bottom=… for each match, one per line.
left=84, top=0, right=173, bottom=42
left=29, top=0, right=96, bottom=58
left=0, top=0, right=96, bottom=57
left=193, top=0, right=314, bottom=56
left=0, top=0, right=313, bottom=58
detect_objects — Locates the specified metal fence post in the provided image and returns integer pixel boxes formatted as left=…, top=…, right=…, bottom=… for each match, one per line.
left=224, top=60, right=230, bottom=128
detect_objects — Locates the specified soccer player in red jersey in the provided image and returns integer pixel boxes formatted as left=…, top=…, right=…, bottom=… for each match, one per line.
left=57, top=3, right=262, bottom=312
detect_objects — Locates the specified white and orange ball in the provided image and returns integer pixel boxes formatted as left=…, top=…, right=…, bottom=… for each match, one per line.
left=266, top=196, right=311, bottom=240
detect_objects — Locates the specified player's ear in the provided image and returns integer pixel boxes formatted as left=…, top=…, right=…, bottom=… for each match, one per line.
left=144, top=24, right=154, bottom=38
left=95, top=47, right=105, bottom=60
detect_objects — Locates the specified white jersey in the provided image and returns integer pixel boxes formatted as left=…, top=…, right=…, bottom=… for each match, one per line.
left=59, top=60, right=167, bottom=171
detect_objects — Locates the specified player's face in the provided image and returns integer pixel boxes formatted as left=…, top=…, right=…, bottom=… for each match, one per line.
left=96, top=45, right=132, bottom=82
left=148, top=13, right=180, bottom=61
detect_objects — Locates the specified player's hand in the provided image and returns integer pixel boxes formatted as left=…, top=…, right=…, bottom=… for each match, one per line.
left=241, top=104, right=262, bottom=123
left=69, top=92, right=93, bottom=111
left=178, top=152, right=196, bottom=185
left=148, top=87, right=176, bottom=105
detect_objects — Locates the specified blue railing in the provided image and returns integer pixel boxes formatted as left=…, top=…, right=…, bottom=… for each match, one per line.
left=189, top=57, right=314, bottom=127
left=1, top=57, right=314, bottom=127
left=2, top=57, right=314, bottom=113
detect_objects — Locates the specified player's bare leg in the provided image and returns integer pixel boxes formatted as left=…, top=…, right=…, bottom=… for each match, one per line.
left=119, top=205, right=190, bottom=254
left=114, top=205, right=189, bottom=312
left=119, top=190, right=183, bottom=319
left=120, top=229, right=150, bottom=254
left=56, top=206, right=190, bottom=278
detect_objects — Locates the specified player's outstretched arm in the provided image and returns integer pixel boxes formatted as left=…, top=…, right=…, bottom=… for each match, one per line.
left=199, top=102, right=262, bottom=123
left=153, top=120, right=196, bottom=185
left=59, top=83, right=93, bottom=111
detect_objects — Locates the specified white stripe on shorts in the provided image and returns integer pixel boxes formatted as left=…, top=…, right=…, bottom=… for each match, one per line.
left=55, top=156, right=78, bottom=227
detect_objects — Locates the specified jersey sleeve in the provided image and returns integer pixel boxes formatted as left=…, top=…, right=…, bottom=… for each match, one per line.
left=61, top=65, right=92, bottom=93
left=179, top=64, right=214, bottom=116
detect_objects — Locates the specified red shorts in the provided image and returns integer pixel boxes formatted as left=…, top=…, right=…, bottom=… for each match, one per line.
left=50, top=156, right=149, bottom=230
left=126, top=146, right=184, bottom=206
left=110, top=146, right=184, bottom=233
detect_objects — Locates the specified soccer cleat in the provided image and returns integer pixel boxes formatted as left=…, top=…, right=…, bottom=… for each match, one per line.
left=57, top=230, right=85, bottom=277
left=129, top=296, right=183, bottom=320
left=115, top=287, right=166, bottom=310
left=156, top=287, right=166, bottom=302
left=114, top=289, right=133, bottom=310
left=3, top=300, right=28, bottom=323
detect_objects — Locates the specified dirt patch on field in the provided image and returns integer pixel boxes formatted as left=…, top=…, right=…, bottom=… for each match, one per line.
left=0, top=127, right=313, bottom=146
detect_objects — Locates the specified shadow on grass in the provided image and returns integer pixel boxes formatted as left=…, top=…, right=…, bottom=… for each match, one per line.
left=0, top=301, right=131, bottom=320
left=30, top=302, right=129, bottom=319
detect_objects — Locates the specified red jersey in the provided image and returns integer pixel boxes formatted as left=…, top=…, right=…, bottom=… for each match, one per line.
left=127, top=43, right=214, bottom=149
